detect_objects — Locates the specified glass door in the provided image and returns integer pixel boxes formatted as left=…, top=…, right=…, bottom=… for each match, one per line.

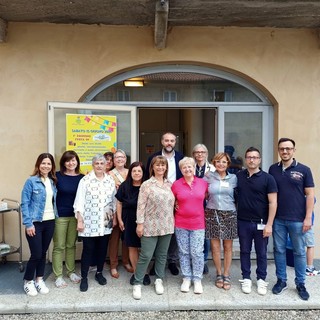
left=218, top=105, right=274, bottom=257
left=217, top=105, right=273, bottom=171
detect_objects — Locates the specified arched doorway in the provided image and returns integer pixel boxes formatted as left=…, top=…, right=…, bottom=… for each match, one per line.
left=83, top=64, right=274, bottom=170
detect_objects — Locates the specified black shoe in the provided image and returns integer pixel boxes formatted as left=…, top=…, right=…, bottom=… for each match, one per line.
left=168, top=263, right=179, bottom=276
left=130, top=274, right=135, bottom=285
left=203, top=263, right=209, bottom=275
left=80, top=278, right=88, bottom=292
left=149, top=263, right=155, bottom=276
left=95, top=272, right=107, bottom=285
left=272, top=279, right=287, bottom=295
left=296, top=283, right=309, bottom=301
left=143, top=274, right=151, bottom=286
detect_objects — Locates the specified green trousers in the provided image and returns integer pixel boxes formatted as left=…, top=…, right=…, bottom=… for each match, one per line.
left=52, top=217, right=78, bottom=278
left=134, top=234, right=172, bottom=284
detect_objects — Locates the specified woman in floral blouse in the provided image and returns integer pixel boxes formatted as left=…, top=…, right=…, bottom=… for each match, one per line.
left=132, top=155, right=175, bottom=300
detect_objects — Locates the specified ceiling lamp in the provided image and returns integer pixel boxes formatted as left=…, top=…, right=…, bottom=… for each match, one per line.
left=123, top=80, right=144, bottom=87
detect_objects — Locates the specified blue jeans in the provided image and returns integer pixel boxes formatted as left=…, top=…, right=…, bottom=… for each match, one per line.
left=238, top=220, right=268, bottom=280
left=273, top=218, right=306, bottom=285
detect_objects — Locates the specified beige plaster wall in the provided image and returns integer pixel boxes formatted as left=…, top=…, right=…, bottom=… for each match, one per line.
left=1, top=23, right=319, bottom=260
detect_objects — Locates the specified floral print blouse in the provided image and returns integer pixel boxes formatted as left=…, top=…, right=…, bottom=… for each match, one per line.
left=136, top=176, right=175, bottom=237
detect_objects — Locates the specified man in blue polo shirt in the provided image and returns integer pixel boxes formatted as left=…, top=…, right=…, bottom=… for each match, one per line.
left=269, top=137, right=315, bottom=301
left=237, top=147, right=278, bottom=295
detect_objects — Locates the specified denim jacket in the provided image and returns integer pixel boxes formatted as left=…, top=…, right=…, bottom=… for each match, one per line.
left=21, top=175, right=58, bottom=228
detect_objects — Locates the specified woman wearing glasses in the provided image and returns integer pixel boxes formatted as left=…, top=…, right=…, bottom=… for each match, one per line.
left=204, top=152, right=237, bottom=291
left=108, top=149, right=133, bottom=278
left=192, top=144, right=215, bottom=274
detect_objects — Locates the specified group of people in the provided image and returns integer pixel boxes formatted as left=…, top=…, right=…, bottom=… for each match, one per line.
left=20, top=133, right=315, bottom=302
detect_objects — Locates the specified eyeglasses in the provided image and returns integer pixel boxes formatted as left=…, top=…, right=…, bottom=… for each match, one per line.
left=278, top=147, right=294, bottom=152
left=245, top=156, right=260, bottom=160
left=194, top=151, right=206, bottom=154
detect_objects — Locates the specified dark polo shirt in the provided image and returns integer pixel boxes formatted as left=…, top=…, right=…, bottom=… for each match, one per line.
left=268, top=159, right=314, bottom=222
left=236, top=169, right=278, bottom=224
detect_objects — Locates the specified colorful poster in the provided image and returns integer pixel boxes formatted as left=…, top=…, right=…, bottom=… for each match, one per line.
left=66, top=114, right=117, bottom=174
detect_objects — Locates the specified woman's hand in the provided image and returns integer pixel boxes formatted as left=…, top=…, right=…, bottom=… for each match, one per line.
left=136, top=224, right=144, bottom=238
left=26, top=226, right=36, bottom=237
left=77, top=220, right=84, bottom=232
left=118, top=219, right=125, bottom=231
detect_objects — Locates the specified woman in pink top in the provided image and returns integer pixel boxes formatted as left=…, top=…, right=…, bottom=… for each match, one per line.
left=172, top=157, right=208, bottom=294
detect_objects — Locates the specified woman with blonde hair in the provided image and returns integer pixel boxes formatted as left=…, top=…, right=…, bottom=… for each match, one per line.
left=108, top=149, right=133, bottom=278
left=172, top=157, right=208, bottom=294
left=192, top=143, right=215, bottom=274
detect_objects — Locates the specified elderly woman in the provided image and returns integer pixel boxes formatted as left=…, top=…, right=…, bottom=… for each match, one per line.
left=192, top=143, right=215, bottom=274
left=204, top=152, right=237, bottom=291
left=132, top=155, right=175, bottom=300
left=108, top=149, right=133, bottom=278
left=74, top=154, right=116, bottom=292
left=172, top=157, right=208, bottom=294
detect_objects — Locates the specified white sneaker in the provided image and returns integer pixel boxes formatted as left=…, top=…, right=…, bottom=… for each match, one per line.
left=69, top=273, right=81, bottom=284
left=180, top=278, right=191, bottom=292
left=154, top=278, right=164, bottom=295
left=257, top=279, right=268, bottom=295
left=24, top=280, right=38, bottom=297
left=132, top=284, right=142, bottom=300
left=194, top=280, right=203, bottom=294
left=35, top=279, right=49, bottom=294
left=239, top=278, right=252, bottom=294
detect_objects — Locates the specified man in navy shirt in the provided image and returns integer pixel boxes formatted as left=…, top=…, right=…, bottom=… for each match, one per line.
left=269, top=138, right=315, bottom=301
left=237, top=147, right=277, bottom=295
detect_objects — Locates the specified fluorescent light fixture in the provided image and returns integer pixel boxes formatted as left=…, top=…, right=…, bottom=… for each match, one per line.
left=123, top=80, right=144, bottom=87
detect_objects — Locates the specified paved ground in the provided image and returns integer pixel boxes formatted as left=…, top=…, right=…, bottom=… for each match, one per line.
left=0, top=259, right=319, bottom=314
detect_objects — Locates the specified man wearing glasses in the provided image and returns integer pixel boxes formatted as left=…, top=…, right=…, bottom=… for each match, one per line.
left=269, top=138, right=315, bottom=301
left=236, top=147, right=278, bottom=295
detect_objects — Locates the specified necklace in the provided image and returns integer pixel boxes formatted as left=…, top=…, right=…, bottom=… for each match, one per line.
left=196, top=164, right=205, bottom=178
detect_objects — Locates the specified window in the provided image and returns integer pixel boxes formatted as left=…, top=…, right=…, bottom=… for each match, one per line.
left=163, top=90, right=177, bottom=101
left=213, top=90, right=233, bottom=102
left=117, top=90, right=130, bottom=101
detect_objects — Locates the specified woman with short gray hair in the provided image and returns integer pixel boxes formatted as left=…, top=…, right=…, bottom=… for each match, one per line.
left=74, top=154, right=116, bottom=292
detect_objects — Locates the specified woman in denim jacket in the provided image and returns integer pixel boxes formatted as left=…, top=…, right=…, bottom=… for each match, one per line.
left=21, top=153, right=58, bottom=297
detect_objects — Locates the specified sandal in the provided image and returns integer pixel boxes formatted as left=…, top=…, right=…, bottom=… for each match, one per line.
left=110, top=268, right=120, bottom=279
left=123, top=264, right=134, bottom=273
left=215, top=274, right=224, bottom=289
left=223, top=275, right=231, bottom=290
left=55, top=276, right=68, bottom=288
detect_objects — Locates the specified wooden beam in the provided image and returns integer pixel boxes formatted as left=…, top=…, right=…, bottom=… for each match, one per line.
left=0, top=18, right=8, bottom=43
left=154, top=0, right=169, bottom=49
